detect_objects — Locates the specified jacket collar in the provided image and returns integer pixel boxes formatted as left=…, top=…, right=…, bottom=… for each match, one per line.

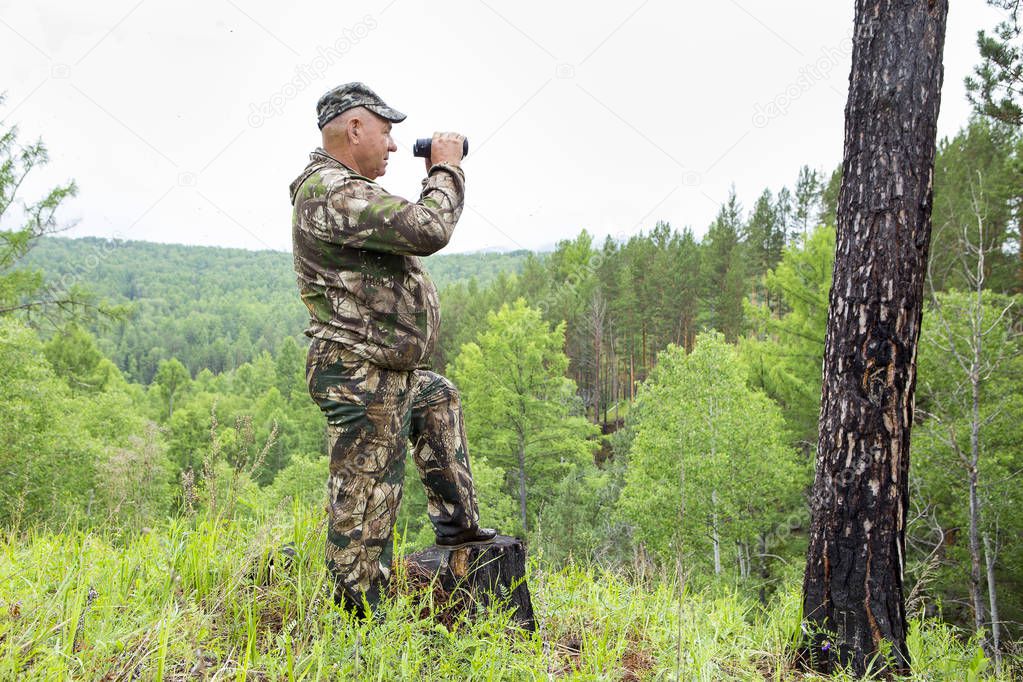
left=290, top=148, right=378, bottom=204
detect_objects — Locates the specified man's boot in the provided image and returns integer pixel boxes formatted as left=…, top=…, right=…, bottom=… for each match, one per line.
left=436, top=527, right=498, bottom=548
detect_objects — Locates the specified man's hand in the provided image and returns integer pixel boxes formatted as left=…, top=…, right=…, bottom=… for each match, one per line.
left=426, top=131, right=465, bottom=172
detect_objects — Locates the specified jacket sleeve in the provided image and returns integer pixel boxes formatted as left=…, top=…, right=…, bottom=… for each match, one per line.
left=324, top=164, right=465, bottom=256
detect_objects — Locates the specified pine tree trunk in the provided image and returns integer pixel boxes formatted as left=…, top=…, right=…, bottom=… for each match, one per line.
left=641, top=322, right=647, bottom=377
left=611, top=344, right=619, bottom=425
left=629, top=352, right=635, bottom=401
left=801, top=0, right=948, bottom=675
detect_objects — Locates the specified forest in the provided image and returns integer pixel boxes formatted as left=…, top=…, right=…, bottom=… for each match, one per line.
left=2, top=2, right=1023, bottom=679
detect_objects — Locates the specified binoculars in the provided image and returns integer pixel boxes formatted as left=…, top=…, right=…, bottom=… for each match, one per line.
left=413, top=138, right=469, bottom=159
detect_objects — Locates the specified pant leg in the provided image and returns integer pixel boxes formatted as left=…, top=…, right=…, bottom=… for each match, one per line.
left=409, top=370, right=482, bottom=538
left=306, top=338, right=414, bottom=615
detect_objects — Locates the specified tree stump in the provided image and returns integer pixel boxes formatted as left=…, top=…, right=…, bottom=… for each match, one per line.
left=404, top=535, right=535, bottom=630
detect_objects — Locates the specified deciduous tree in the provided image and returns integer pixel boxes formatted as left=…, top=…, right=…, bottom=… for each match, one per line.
left=450, top=299, right=598, bottom=532
left=619, top=333, right=802, bottom=578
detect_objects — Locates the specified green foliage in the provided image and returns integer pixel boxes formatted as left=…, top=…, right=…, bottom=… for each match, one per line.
left=0, top=98, right=80, bottom=322
left=468, top=455, right=521, bottom=538
left=396, top=453, right=518, bottom=551
left=743, top=224, right=835, bottom=449
left=42, top=324, right=111, bottom=393
left=619, top=334, right=806, bottom=576
left=535, top=464, right=614, bottom=565
left=966, top=2, right=1023, bottom=127
left=931, top=118, right=1022, bottom=293
left=93, top=422, right=176, bottom=530
left=20, top=237, right=310, bottom=382
left=266, top=455, right=327, bottom=510
left=0, top=318, right=96, bottom=523
left=153, top=357, right=191, bottom=420
left=3, top=498, right=1016, bottom=679
left=274, top=335, right=305, bottom=402
left=743, top=188, right=787, bottom=286
left=157, top=347, right=325, bottom=485
left=792, top=165, right=823, bottom=245
left=914, top=290, right=1023, bottom=627
left=422, top=249, right=529, bottom=287
left=434, top=270, right=524, bottom=372
left=820, top=164, right=842, bottom=228
left=450, top=299, right=599, bottom=532
left=611, top=222, right=702, bottom=369
left=700, top=190, right=747, bottom=341
left=0, top=318, right=172, bottom=527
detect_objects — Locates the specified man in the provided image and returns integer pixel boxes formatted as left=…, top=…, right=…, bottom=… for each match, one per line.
left=289, top=82, right=495, bottom=618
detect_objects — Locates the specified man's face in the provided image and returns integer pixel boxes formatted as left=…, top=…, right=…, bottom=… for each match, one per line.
left=354, top=112, right=398, bottom=180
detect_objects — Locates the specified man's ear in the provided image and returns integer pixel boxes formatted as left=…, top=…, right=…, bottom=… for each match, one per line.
left=347, top=116, right=362, bottom=145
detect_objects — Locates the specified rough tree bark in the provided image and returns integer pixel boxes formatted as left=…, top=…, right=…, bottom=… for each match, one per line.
left=801, top=0, right=948, bottom=675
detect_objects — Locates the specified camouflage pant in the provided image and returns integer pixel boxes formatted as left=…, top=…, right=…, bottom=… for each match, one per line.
left=306, top=338, right=481, bottom=615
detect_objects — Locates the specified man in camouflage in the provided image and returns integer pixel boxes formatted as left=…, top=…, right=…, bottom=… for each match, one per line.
left=290, top=82, right=495, bottom=617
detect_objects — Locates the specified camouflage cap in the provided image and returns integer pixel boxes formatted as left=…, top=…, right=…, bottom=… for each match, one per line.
left=317, top=82, right=407, bottom=129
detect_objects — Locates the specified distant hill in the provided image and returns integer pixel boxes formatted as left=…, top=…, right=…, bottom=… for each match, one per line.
left=20, top=237, right=529, bottom=382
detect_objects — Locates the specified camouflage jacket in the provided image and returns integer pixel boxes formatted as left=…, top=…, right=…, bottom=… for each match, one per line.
left=290, top=148, right=465, bottom=370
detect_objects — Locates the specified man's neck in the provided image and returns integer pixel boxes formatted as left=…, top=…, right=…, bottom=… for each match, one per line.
left=321, top=145, right=363, bottom=175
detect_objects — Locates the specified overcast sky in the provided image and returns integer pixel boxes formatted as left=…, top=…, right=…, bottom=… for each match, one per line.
left=1, top=0, right=1005, bottom=254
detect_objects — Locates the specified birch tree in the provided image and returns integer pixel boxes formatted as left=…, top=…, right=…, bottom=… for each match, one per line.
left=618, top=333, right=802, bottom=577
left=915, top=186, right=1021, bottom=673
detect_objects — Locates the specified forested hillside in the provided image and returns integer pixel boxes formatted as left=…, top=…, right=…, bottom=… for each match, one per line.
left=19, top=238, right=529, bottom=382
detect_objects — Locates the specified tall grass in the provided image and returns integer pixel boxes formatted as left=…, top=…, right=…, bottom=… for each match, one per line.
left=0, top=503, right=1015, bottom=680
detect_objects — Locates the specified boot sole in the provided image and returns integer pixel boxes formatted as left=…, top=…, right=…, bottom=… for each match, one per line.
left=436, top=536, right=497, bottom=549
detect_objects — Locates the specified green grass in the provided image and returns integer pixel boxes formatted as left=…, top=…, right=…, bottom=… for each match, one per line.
left=0, top=504, right=1014, bottom=680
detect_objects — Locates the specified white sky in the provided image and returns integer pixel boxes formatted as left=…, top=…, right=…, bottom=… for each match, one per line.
left=1, top=0, right=1006, bottom=253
